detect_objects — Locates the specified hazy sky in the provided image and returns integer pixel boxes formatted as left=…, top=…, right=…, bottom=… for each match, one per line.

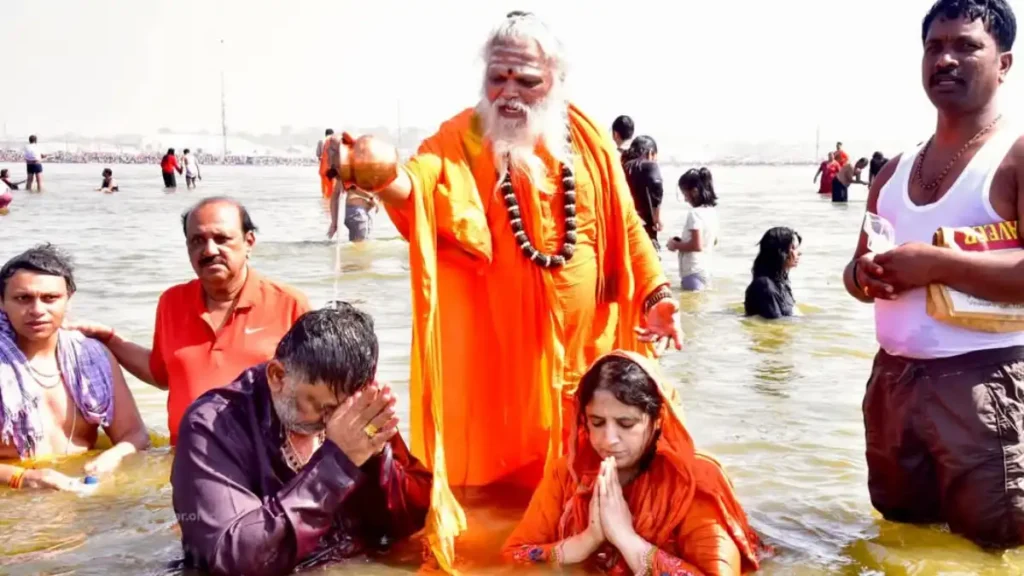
left=2, top=0, right=1022, bottom=152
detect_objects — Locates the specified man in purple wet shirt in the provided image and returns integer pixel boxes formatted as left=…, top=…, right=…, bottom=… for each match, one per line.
left=171, top=303, right=432, bottom=576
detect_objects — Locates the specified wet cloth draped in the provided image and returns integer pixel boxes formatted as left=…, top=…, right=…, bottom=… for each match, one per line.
left=171, top=365, right=432, bottom=576
left=384, top=104, right=667, bottom=572
left=0, top=310, right=115, bottom=459
left=503, top=351, right=762, bottom=576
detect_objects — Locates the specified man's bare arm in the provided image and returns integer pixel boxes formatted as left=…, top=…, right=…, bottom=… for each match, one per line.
left=85, top=351, right=150, bottom=476
left=843, top=158, right=900, bottom=302
left=927, top=139, right=1024, bottom=303
left=103, top=335, right=161, bottom=388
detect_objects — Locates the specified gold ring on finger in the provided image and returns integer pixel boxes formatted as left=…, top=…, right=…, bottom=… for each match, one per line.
left=364, top=423, right=378, bottom=438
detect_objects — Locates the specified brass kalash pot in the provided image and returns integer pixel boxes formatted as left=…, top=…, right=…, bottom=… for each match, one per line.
left=328, top=133, right=400, bottom=192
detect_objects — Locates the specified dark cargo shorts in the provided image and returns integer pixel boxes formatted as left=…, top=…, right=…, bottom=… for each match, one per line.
left=863, top=346, right=1024, bottom=548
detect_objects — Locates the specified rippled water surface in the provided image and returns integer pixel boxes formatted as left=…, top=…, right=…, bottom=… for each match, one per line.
left=2, top=163, right=1023, bottom=575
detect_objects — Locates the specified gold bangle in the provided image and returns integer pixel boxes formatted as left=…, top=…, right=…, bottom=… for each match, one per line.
left=551, top=543, right=563, bottom=566
left=639, top=544, right=657, bottom=576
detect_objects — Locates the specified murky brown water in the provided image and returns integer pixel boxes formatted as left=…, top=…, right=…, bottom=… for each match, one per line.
left=2, top=163, right=1023, bottom=575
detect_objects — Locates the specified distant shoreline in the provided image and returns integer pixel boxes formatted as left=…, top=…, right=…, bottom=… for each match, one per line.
left=2, top=149, right=821, bottom=169
left=0, top=149, right=317, bottom=168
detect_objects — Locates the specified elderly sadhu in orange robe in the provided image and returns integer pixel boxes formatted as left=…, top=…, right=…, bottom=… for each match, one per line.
left=504, top=351, right=762, bottom=575
left=328, top=11, right=682, bottom=571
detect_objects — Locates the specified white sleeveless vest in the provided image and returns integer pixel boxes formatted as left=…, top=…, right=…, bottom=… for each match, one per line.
left=874, top=126, right=1024, bottom=359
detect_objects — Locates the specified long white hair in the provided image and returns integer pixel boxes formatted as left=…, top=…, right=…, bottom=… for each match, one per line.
left=476, top=12, right=571, bottom=188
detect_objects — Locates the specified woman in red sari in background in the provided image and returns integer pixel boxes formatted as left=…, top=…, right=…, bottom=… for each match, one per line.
left=503, top=350, right=762, bottom=575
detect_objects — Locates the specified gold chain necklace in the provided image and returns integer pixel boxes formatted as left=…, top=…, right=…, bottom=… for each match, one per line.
left=914, top=115, right=1002, bottom=192
left=281, top=431, right=326, bottom=472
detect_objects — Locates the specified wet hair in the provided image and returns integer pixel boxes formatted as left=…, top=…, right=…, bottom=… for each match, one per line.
left=752, top=227, right=801, bottom=283
left=183, top=148, right=191, bottom=155
left=0, top=243, right=76, bottom=299
left=102, top=168, right=113, bottom=177
left=0, top=169, right=8, bottom=178
left=872, top=151, right=885, bottom=161
left=578, top=356, right=662, bottom=423
left=923, top=0, right=1016, bottom=51
left=167, top=148, right=175, bottom=155
left=678, top=167, right=718, bottom=208
left=325, top=129, right=334, bottom=136
left=28, top=135, right=37, bottom=144
left=275, top=303, right=378, bottom=396
left=624, top=135, right=657, bottom=162
left=612, top=116, right=635, bottom=141
left=856, top=157, right=870, bottom=168
left=180, top=196, right=259, bottom=237
left=836, top=141, right=843, bottom=148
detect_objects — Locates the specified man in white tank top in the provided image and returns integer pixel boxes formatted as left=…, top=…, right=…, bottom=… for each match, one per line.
left=841, top=0, right=1024, bottom=550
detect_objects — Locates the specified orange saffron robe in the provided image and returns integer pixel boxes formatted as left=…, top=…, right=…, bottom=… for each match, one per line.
left=319, top=139, right=334, bottom=198
left=385, top=105, right=667, bottom=572
left=503, top=351, right=763, bottom=576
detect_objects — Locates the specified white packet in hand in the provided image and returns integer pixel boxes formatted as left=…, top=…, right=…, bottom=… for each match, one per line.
left=863, top=212, right=896, bottom=253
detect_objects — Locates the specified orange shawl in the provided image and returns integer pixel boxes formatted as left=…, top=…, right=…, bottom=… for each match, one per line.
left=388, top=106, right=665, bottom=573
left=508, top=351, right=761, bottom=574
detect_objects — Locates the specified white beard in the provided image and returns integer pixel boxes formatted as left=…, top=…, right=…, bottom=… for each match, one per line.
left=476, top=86, right=569, bottom=191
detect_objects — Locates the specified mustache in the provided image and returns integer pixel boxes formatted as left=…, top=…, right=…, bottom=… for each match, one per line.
left=199, top=255, right=226, bottom=267
left=931, top=69, right=965, bottom=85
left=493, top=98, right=530, bottom=113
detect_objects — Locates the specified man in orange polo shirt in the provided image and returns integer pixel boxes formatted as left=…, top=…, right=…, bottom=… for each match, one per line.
left=71, top=197, right=310, bottom=443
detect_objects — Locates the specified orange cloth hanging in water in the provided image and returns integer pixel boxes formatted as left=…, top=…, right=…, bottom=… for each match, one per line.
left=319, top=139, right=334, bottom=198
left=385, top=105, right=667, bottom=572
left=503, top=351, right=763, bottom=576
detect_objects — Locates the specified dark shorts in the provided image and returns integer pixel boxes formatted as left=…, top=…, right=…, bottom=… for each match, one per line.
left=26, top=162, right=42, bottom=175
left=864, top=346, right=1024, bottom=548
left=831, top=178, right=848, bottom=202
left=163, top=171, right=177, bottom=188
left=344, top=204, right=373, bottom=242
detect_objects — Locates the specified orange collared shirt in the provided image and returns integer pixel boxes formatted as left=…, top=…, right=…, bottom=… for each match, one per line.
left=150, top=268, right=310, bottom=444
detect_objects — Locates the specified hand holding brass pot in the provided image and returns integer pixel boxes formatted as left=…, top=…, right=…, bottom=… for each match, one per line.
left=329, top=132, right=400, bottom=193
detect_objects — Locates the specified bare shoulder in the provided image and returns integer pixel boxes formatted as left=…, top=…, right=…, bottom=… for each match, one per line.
left=994, top=134, right=1024, bottom=213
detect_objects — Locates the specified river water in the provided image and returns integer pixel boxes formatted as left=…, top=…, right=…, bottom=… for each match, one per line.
left=1, top=163, right=1021, bottom=576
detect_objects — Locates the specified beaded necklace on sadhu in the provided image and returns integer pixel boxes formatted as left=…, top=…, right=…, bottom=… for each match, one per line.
left=500, top=147, right=578, bottom=268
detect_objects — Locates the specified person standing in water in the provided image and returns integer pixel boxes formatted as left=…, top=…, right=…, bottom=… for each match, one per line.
left=622, top=136, right=664, bottom=250
left=23, top=135, right=45, bottom=192
left=832, top=157, right=870, bottom=202
left=326, top=175, right=378, bottom=243
left=97, top=168, right=118, bottom=193
left=843, top=0, right=1024, bottom=549
left=813, top=152, right=837, bottom=194
left=744, top=227, right=801, bottom=319
left=317, top=129, right=335, bottom=198
left=834, top=141, right=850, bottom=167
left=182, top=149, right=201, bottom=189
left=668, top=168, right=720, bottom=291
left=1, top=169, right=25, bottom=191
left=161, top=148, right=183, bottom=189
left=868, top=151, right=889, bottom=185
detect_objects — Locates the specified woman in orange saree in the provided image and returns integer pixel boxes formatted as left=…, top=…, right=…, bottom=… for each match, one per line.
left=503, top=350, right=762, bottom=575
